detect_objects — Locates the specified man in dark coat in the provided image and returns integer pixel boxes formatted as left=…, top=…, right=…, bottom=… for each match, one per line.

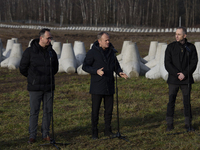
left=19, top=28, right=58, bottom=144
left=82, top=32, right=128, bottom=139
left=164, top=27, right=198, bottom=132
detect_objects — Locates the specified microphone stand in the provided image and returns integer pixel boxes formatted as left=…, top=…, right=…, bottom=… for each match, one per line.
left=40, top=50, right=70, bottom=149
left=114, top=61, right=129, bottom=142
left=103, top=51, right=129, bottom=142
left=186, top=46, right=192, bottom=132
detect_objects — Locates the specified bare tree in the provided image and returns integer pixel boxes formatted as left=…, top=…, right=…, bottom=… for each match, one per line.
left=6, top=0, right=13, bottom=22
left=128, top=0, right=133, bottom=25
left=79, top=0, right=87, bottom=25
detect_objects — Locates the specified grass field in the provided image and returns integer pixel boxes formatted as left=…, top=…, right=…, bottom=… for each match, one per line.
left=1, top=28, right=200, bottom=149
left=1, top=67, right=200, bottom=150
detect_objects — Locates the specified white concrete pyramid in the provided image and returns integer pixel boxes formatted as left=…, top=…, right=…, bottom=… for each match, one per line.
left=122, top=43, right=140, bottom=77
left=193, top=42, right=200, bottom=81
left=145, top=43, right=166, bottom=68
left=73, top=41, right=86, bottom=67
left=59, top=43, right=77, bottom=73
left=143, top=41, right=158, bottom=61
left=3, top=39, right=15, bottom=58
left=145, top=44, right=168, bottom=80
left=8, top=43, right=23, bottom=69
left=53, top=42, right=62, bottom=59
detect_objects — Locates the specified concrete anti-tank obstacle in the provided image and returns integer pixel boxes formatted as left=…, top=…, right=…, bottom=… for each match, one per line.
left=143, top=41, right=158, bottom=61
left=133, top=42, right=150, bottom=75
left=11, top=38, right=18, bottom=43
left=117, top=41, right=132, bottom=61
left=145, top=44, right=168, bottom=80
left=58, top=59, right=64, bottom=73
left=134, top=42, right=148, bottom=64
left=193, top=42, right=200, bottom=81
left=59, top=43, right=77, bottom=73
left=159, top=44, right=168, bottom=80
left=3, top=39, right=15, bottom=58
left=51, top=40, right=55, bottom=45
left=0, top=57, right=9, bottom=67
left=145, top=43, right=166, bottom=68
left=8, top=43, right=23, bottom=69
left=73, top=41, right=86, bottom=67
left=52, top=42, right=62, bottom=59
left=77, top=64, right=89, bottom=75
left=122, top=43, right=140, bottom=77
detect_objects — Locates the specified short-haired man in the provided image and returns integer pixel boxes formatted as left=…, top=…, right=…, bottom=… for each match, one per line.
left=82, top=32, right=128, bottom=139
left=20, top=28, right=58, bottom=143
left=164, top=27, right=198, bottom=131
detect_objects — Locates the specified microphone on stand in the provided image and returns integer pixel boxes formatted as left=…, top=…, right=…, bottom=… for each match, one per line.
left=49, top=50, right=53, bottom=58
left=185, top=45, right=191, bottom=52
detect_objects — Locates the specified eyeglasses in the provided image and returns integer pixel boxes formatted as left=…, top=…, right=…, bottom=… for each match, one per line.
left=46, top=37, right=53, bottom=40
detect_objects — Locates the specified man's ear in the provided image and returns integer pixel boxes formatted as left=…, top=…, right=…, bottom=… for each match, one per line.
left=184, top=34, right=187, bottom=38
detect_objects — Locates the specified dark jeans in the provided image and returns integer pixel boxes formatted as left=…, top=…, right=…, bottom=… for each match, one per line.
left=166, top=84, right=192, bottom=124
left=29, top=91, right=53, bottom=139
left=91, top=94, right=113, bottom=129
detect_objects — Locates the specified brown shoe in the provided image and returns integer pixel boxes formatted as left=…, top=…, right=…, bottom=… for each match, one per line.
left=43, top=136, right=51, bottom=142
left=28, top=138, right=35, bottom=144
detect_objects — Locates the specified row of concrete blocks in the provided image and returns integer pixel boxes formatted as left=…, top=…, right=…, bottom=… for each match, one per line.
left=0, top=24, right=200, bottom=33
left=2, top=38, right=200, bottom=82
left=0, top=38, right=89, bottom=75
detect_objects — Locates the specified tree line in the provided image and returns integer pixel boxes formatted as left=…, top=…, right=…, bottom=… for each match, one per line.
left=0, top=0, right=199, bottom=28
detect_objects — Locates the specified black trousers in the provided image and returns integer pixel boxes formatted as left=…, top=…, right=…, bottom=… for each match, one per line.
left=166, top=84, right=192, bottom=124
left=91, top=94, right=113, bottom=129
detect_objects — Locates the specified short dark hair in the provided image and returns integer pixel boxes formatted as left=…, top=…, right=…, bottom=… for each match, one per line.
left=39, top=28, right=50, bottom=37
left=97, top=32, right=109, bottom=39
left=177, top=26, right=187, bottom=35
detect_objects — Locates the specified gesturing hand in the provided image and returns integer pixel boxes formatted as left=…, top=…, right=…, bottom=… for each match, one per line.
left=119, top=72, right=128, bottom=79
left=97, top=67, right=104, bottom=76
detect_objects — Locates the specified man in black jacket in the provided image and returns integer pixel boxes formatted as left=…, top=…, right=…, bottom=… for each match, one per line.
left=82, top=32, right=128, bottom=139
left=19, top=28, right=58, bottom=144
left=164, top=27, right=198, bottom=131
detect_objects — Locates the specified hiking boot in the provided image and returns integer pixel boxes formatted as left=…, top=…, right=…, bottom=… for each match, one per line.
left=185, top=124, right=195, bottom=132
left=92, top=128, right=98, bottom=139
left=166, top=124, right=174, bottom=131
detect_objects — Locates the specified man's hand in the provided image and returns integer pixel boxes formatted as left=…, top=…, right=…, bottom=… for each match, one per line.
left=119, top=72, right=128, bottom=79
left=177, top=73, right=185, bottom=81
left=97, top=67, right=104, bottom=76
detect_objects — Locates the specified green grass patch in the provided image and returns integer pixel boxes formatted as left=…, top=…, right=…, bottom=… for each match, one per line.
left=1, top=69, right=200, bottom=149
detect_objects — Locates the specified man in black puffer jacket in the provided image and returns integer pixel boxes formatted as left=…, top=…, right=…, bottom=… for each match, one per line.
left=164, top=27, right=198, bottom=132
left=82, top=32, right=128, bottom=139
left=19, top=28, right=58, bottom=144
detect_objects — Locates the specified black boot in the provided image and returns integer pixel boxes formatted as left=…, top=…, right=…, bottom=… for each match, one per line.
left=185, top=117, right=194, bottom=132
left=92, top=127, right=98, bottom=139
left=104, top=126, right=116, bottom=137
left=166, top=123, right=174, bottom=131
left=166, top=117, right=174, bottom=131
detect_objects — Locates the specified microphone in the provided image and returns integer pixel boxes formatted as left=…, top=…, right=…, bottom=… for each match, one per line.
left=185, top=45, right=191, bottom=52
left=113, top=48, right=118, bottom=53
left=49, top=50, right=53, bottom=58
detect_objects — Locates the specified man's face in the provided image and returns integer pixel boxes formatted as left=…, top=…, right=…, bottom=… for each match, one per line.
left=40, top=31, right=52, bottom=47
left=98, top=34, right=110, bottom=50
left=175, top=29, right=186, bottom=42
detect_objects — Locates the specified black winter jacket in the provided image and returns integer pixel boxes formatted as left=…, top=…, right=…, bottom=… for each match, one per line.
left=164, top=39, right=198, bottom=84
left=82, top=41, right=122, bottom=95
left=19, top=39, right=58, bottom=91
